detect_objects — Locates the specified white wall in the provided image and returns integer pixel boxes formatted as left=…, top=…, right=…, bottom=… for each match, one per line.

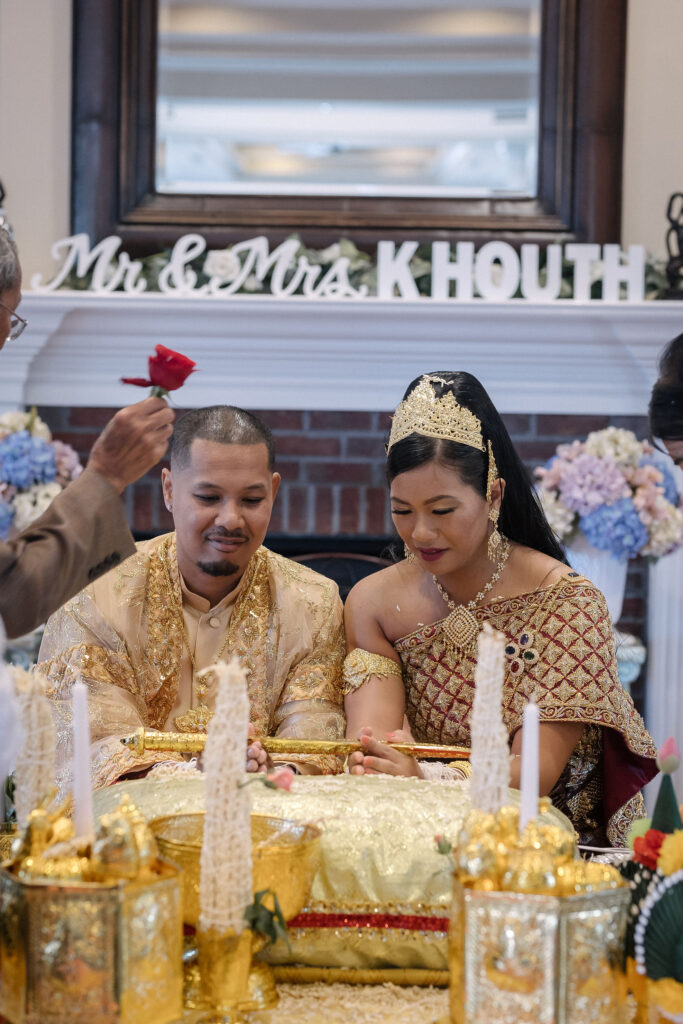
left=0, top=0, right=681, bottom=279
left=0, top=0, right=72, bottom=283
left=622, top=0, right=683, bottom=255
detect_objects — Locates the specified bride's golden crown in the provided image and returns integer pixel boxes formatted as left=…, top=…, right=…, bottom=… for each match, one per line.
left=388, top=377, right=486, bottom=452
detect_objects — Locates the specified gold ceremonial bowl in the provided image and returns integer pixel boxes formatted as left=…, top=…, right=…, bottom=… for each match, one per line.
left=149, top=812, right=321, bottom=927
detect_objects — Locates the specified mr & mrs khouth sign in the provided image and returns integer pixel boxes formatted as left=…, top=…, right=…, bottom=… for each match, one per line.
left=31, top=233, right=646, bottom=303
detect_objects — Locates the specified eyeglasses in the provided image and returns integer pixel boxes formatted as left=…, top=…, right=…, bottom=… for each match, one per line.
left=0, top=299, right=27, bottom=342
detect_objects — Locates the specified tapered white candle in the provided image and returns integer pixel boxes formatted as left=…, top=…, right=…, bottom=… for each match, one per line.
left=72, top=679, right=94, bottom=839
left=519, top=697, right=540, bottom=831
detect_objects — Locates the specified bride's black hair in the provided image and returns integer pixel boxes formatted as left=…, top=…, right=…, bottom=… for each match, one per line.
left=649, top=333, right=683, bottom=443
left=387, top=371, right=567, bottom=562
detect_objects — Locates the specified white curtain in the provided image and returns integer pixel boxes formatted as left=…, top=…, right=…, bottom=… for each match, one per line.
left=646, top=538, right=683, bottom=809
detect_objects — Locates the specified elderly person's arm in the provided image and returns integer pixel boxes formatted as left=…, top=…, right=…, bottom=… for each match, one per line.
left=0, top=471, right=134, bottom=638
left=0, top=399, right=174, bottom=638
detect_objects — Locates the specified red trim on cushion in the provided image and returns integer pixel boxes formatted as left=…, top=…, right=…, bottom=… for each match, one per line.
left=288, top=912, right=449, bottom=932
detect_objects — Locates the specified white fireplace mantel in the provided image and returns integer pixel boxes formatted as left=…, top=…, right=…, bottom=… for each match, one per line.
left=4, top=291, right=683, bottom=414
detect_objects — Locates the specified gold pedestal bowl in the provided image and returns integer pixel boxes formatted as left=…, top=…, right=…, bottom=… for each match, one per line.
left=149, top=812, right=321, bottom=1017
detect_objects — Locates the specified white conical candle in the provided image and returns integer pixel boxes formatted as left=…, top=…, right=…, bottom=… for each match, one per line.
left=71, top=679, right=94, bottom=839
left=199, top=657, right=252, bottom=934
left=470, top=622, right=508, bottom=814
left=519, top=697, right=540, bottom=831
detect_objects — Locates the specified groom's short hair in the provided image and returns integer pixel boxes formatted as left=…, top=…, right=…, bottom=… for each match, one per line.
left=170, top=406, right=275, bottom=470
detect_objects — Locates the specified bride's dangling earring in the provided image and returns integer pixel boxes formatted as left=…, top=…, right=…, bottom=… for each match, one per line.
left=486, top=440, right=503, bottom=563
left=488, top=506, right=502, bottom=562
left=404, top=543, right=415, bottom=563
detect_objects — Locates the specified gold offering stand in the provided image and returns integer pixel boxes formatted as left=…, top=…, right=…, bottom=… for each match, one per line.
left=448, top=807, right=631, bottom=1024
left=121, top=727, right=471, bottom=762
left=149, top=812, right=322, bottom=1020
left=0, top=799, right=184, bottom=1024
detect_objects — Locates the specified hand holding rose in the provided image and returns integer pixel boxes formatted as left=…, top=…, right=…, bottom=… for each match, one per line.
left=86, top=397, right=175, bottom=494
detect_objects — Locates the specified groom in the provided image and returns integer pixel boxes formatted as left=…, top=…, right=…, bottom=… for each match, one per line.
left=39, top=405, right=345, bottom=792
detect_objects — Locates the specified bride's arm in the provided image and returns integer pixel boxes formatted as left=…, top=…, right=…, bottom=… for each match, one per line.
left=509, top=721, right=585, bottom=795
left=343, top=579, right=405, bottom=741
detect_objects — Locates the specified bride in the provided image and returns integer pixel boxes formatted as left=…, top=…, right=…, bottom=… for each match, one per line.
left=343, top=371, right=657, bottom=846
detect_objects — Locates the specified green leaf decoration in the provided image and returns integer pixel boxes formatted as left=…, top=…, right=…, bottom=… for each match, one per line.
left=435, top=835, right=453, bottom=856
left=243, top=888, right=291, bottom=950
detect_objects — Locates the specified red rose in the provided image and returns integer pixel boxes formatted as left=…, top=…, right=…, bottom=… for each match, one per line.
left=122, top=345, right=196, bottom=394
left=633, top=828, right=667, bottom=869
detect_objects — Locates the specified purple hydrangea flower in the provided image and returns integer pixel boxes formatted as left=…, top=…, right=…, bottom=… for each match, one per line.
left=555, top=452, right=630, bottom=517
left=0, top=430, right=57, bottom=489
left=579, top=498, right=649, bottom=559
left=0, top=499, right=14, bottom=540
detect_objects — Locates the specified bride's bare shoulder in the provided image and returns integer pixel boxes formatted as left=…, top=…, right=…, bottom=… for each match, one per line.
left=345, top=561, right=412, bottom=612
left=508, top=544, right=575, bottom=591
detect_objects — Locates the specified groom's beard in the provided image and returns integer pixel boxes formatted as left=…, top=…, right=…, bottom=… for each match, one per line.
left=196, top=558, right=240, bottom=577
left=197, top=527, right=248, bottom=577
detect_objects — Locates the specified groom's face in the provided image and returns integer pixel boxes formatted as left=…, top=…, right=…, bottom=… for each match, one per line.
left=162, top=438, right=280, bottom=596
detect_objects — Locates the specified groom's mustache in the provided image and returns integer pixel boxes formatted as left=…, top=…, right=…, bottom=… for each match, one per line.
left=205, top=529, right=248, bottom=542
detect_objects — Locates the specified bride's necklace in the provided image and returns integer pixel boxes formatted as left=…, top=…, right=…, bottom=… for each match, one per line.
left=432, top=538, right=510, bottom=654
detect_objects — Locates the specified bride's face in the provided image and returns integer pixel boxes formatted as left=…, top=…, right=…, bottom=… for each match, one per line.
left=390, top=459, right=496, bottom=574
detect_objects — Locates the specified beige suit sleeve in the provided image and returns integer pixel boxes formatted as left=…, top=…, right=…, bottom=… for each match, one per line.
left=0, top=469, right=135, bottom=638
left=272, top=582, right=346, bottom=774
left=39, top=586, right=177, bottom=798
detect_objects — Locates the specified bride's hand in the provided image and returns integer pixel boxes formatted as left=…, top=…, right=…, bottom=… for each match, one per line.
left=347, top=727, right=423, bottom=778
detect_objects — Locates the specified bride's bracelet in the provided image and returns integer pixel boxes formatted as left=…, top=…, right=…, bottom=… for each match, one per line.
left=419, top=760, right=472, bottom=782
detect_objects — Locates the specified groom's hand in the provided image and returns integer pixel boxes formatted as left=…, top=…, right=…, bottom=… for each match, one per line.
left=246, top=723, right=272, bottom=773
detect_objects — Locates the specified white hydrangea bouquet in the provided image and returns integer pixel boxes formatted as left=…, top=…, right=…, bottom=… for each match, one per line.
left=535, top=427, right=683, bottom=561
left=0, top=409, right=82, bottom=539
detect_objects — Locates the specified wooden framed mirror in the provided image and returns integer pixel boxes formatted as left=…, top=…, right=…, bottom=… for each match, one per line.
left=71, top=0, right=627, bottom=252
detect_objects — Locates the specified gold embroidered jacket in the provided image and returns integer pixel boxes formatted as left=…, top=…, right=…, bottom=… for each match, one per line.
left=39, top=534, right=345, bottom=793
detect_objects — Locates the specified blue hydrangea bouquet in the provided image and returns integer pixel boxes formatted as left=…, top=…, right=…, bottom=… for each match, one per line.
left=0, top=409, right=82, bottom=539
left=535, top=427, right=683, bottom=561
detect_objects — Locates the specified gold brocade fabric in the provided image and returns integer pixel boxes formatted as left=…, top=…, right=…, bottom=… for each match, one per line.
left=93, top=773, right=574, bottom=973
left=393, top=575, right=657, bottom=847
left=39, top=534, right=345, bottom=795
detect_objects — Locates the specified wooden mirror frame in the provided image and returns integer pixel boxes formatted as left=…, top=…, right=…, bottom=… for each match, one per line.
left=71, top=0, right=627, bottom=252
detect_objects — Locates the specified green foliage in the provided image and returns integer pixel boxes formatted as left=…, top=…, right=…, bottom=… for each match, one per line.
left=434, top=834, right=453, bottom=856
left=243, top=888, right=289, bottom=950
left=3, top=774, right=16, bottom=823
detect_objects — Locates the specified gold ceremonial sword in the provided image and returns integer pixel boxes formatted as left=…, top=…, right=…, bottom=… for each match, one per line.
left=120, top=727, right=470, bottom=760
